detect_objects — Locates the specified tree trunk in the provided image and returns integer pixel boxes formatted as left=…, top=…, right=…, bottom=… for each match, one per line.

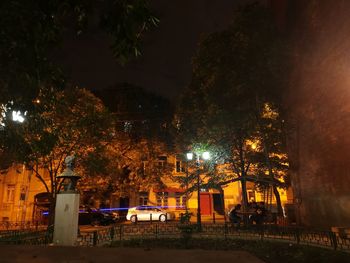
left=218, top=186, right=226, bottom=222
left=241, top=177, right=249, bottom=224
left=262, top=140, right=284, bottom=217
left=273, top=185, right=283, bottom=216
left=238, top=141, right=249, bottom=224
left=241, top=179, right=249, bottom=210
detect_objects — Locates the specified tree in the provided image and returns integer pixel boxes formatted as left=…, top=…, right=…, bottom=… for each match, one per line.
left=175, top=3, right=290, bottom=216
left=0, top=0, right=158, bottom=108
left=0, top=87, right=114, bottom=223
left=253, top=103, right=289, bottom=216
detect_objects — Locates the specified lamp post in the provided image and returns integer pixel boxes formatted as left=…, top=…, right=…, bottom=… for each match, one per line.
left=186, top=151, right=210, bottom=229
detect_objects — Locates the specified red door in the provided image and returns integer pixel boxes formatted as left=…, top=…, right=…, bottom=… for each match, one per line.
left=200, top=193, right=212, bottom=215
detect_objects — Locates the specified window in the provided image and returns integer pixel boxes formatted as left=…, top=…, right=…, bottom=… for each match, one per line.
left=19, top=186, right=28, bottom=201
left=156, top=192, right=168, bottom=208
left=5, top=185, right=15, bottom=203
left=139, top=192, right=148, bottom=206
left=175, top=192, right=186, bottom=209
left=181, top=195, right=187, bottom=209
left=175, top=160, right=186, bottom=173
left=175, top=156, right=186, bottom=173
left=157, top=156, right=167, bottom=169
left=248, top=190, right=256, bottom=202
left=124, top=121, right=133, bottom=133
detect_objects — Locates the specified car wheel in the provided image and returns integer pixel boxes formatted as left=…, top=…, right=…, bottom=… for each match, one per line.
left=130, top=215, right=137, bottom=223
left=159, top=214, right=167, bottom=222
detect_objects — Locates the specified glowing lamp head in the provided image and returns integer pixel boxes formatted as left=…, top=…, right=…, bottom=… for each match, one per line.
left=186, top=152, right=193, bottom=160
left=12, top=111, right=25, bottom=123
left=202, top=151, right=210, bottom=160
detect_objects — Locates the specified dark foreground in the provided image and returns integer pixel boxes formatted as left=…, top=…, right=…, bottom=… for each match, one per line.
left=0, top=246, right=265, bottom=263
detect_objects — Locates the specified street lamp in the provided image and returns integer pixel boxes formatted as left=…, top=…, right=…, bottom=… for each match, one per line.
left=186, top=151, right=210, bottom=229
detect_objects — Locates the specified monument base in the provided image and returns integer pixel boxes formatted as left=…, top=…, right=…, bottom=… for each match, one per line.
left=53, top=193, right=80, bottom=246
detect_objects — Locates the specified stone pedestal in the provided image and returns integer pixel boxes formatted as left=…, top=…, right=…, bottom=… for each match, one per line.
left=53, top=193, right=80, bottom=246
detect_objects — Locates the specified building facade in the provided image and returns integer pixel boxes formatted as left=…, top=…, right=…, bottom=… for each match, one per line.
left=0, top=155, right=293, bottom=223
left=0, top=164, right=48, bottom=223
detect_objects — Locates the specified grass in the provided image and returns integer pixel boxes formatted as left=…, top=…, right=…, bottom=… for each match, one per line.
left=109, top=237, right=350, bottom=263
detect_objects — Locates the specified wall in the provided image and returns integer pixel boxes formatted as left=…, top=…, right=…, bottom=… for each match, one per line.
left=0, top=165, right=47, bottom=222
left=0, top=155, right=293, bottom=222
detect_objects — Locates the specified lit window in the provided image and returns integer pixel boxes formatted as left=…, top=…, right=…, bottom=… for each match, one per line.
left=248, top=190, right=256, bottom=202
left=124, top=121, right=132, bottom=132
left=176, top=192, right=186, bottom=209
left=139, top=192, right=148, bottom=206
left=157, top=156, right=167, bottom=169
left=175, top=160, right=185, bottom=173
left=176, top=161, right=181, bottom=173
left=5, top=185, right=15, bottom=203
left=156, top=192, right=168, bottom=208
left=182, top=195, right=187, bottom=209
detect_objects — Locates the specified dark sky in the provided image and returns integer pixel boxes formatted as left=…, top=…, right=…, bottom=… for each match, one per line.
left=58, top=0, right=251, bottom=100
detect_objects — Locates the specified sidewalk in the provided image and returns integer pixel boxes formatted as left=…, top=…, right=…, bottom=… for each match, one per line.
left=0, top=246, right=266, bottom=263
left=199, top=214, right=226, bottom=223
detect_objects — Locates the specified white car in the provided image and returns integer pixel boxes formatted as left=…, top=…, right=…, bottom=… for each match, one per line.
left=126, top=206, right=175, bottom=223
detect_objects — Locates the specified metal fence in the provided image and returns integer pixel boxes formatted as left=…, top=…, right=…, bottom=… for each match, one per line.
left=0, top=221, right=47, bottom=231
left=0, top=228, right=53, bottom=245
left=0, top=221, right=349, bottom=252
left=77, top=223, right=350, bottom=252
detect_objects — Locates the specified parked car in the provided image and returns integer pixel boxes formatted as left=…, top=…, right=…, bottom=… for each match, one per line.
left=78, top=207, right=117, bottom=226
left=126, top=206, right=175, bottom=223
left=107, top=209, right=128, bottom=222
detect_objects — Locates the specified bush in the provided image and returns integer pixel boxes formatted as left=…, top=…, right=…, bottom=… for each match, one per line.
left=179, top=211, right=192, bottom=224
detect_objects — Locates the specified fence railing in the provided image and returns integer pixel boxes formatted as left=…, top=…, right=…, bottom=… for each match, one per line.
left=0, top=228, right=53, bottom=245
left=0, top=221, right=349, bottom=252
left=77, top=223, right=350, bottom=252
left=0, top=221, right=47, bottom=231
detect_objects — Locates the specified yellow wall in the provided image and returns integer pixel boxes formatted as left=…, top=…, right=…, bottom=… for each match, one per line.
left=0, top=155, right=294, bottom=222
left=0, top=165, right=47, bottom=222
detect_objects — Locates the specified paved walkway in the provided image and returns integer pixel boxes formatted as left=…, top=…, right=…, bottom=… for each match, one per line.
left=0, top=246, right=265, bottom=263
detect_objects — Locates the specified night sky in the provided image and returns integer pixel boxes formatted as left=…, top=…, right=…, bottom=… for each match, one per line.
left=57, top=0, right=252, bottom=100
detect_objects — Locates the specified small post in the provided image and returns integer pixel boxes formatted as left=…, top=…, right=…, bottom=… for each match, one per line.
left=93, top=231, right=98, bottom=246
left=119, top=225, right=123, bottom=241
left=150, top=213, right=152, bottom=224
left=155, top=224, right=159, bottom=239
left=330, top=231, right=338, bottom=250
left=110, top=226, right=115, bottom=240
left=295, top=228, right=300, bottom=244
left=213, top=213, right=216, bottom=224
left=259, top=225, right=264, bottom=241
